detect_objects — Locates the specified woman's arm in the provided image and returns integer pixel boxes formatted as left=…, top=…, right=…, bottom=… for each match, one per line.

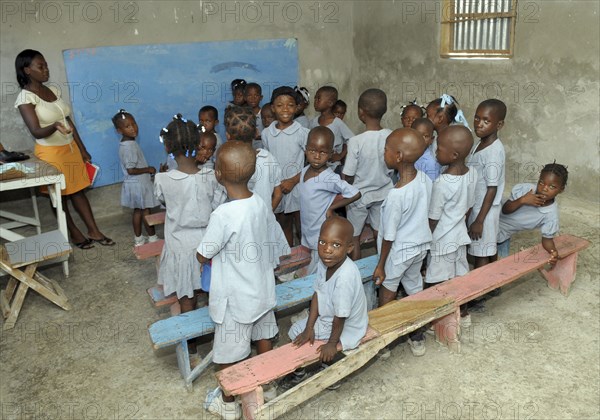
left=17, top=104, right=69, bottom=139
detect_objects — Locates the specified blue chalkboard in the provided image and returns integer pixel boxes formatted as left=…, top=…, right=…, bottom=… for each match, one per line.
left=63, top=39, right=298, bottom=187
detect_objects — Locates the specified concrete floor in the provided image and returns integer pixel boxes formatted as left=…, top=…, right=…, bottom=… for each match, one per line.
left=0, top=191, right=598, bottom=420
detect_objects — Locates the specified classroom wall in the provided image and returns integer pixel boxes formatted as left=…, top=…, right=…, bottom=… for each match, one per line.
left=1, top=1, right=598, bottom=204
left=353, top=0, right=600, bottom=201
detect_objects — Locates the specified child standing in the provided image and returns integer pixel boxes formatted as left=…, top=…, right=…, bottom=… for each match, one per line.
left=227, top=79, right=246, bottom=108
left=154, top=114, right=226, bottom=353
left=261, top=102, right=275, bottom=130
left=294, top=86, right=310, bottom=128
left=426, top=94, right=470, bottom=135
left=198, top=105, right=223, bottom=146
left=244, top=82, right=264, bottom=149
left=261, top=86, right=310, bottom=246
left=412, top=118, right=442, bottom=181
left=401, top=101, right=424, bottom=128
left=496, top=163, right=567, bottom=265
left=298, top=127, right=361, bottom=274
left=198, top=141, right=279, bottom=418
left=374, top=128, right=432, bottom=356
left=285, top=216, right=368, bottom=387
left=310, top=86, right=354, bottom=172
left=112, top=109, right=159, bottom=247
left=426, top=126, right=477, bottom=286
left=332, top=99, right=347, bottom=120
left=467, top=99, right=506, bottom=270
left=342, top=89, right=393, bottom=261
left=195, top=131, right=217, bottom=170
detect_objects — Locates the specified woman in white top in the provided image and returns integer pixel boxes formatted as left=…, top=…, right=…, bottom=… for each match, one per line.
left=14, top=49, right=114, bottom=249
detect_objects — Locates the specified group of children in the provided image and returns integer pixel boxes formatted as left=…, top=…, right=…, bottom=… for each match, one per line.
left=111, top=80, right=568, bottom=420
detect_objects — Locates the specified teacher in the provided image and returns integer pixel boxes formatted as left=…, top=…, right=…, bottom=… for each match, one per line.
left=14, top=49, right=114, bottom=249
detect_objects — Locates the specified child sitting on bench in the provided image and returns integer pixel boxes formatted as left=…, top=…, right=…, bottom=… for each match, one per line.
left=284, top=216, right=368, bottom=388
left=197, top=141, right=280, bottom=419
left=496, top=162, right=568, bottom=266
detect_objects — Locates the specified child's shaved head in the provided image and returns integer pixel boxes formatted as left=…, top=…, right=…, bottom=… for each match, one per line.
left=216, top=141, right=256, bottom=184
left=317, top=86, right=338, bottom=102
left=477, top=99, right=507, bottom=120
left=308, top=126, right=335, bottom=150
left=199, top=131, right=217, bottom=148
left=358, top=88, right=387, bottom=119
left=438, top=126, right=474, bottom=160
left=386, top=128, right=427, bottom=164
left=321, top=216, right=354, bottom=244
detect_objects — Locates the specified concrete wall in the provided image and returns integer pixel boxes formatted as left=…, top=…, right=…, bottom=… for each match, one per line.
left=2, top=0, right=598, bottom=207
left=353, top=0, right=599, bottom=201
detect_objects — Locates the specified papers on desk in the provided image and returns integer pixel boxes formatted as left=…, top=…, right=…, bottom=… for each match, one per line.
left=0, top=162, right=35, bottom=181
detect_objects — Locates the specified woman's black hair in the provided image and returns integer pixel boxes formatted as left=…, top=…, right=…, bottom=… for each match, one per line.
left=541, top=162, right=568, bottom=187
left=160, top=114, right=200, bottom=157
left=15, top=49, right=43, bottom=88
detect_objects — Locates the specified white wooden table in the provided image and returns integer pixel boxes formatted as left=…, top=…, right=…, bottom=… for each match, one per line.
left=0, top=154, right=69, bottom=276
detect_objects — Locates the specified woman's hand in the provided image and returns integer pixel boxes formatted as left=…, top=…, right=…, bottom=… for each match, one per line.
left=53, top=121, right=71, bottom=135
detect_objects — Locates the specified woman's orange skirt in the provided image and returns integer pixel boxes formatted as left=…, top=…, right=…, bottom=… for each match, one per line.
left=35, top=142, right=91, bottom=195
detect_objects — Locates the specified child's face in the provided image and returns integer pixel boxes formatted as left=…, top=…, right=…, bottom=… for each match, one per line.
left=305, top=134, right=333, bottom=170
left=415, top=124, right=434, bottom=147
left=401, top=106, right=422, bottom=128
left=333, top=105, right=346, bottom=120
left=535, top=172, right=564, bottom=201
left=435, top=135, right=455, bottom=166
left=474, top=106, right=504, bottom=139
left=295, top=101, right=308, bottom=117
left=272, top=95, right=297, bottom=126
left=233, top=89, right=245, bottom=106
left=199, top=111, right=218, bottom=133
left=383, top=138, right=398, bottom=170
left=196, top=137, right=217, bottom=164
left=261, top=106, right=275, bottom=128
left=314, top=90, right=334, bottom=113
left=244, top=87, right=263, bottom=109
left=318, top=222, right=353, bottom=271
left=117, top=115, right=138, bottom=139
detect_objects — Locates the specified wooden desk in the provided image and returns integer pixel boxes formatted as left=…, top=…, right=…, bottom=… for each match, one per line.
left=0, top=154, right=69, bottom=276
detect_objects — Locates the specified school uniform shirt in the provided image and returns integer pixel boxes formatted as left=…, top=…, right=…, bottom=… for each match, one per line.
left=378, top=171, right=432, bottom=276
left=198, top=194, right=278, bottom=324
left=295, top=115, right=310, bottom=128
left=467, top=138, right=505, bottom=214
left=342, top=129, right=393, bottom=206
left=118, top=140, right=159, bottom=209
left=309, top=116, right=354, bottom=171
left=313, top=257, right=368, bottom=351
left=261, top=120, right=309, bottom=213
left=415, top=145, right=442, bottom=181
left=428, top=169, right=478, bottom=256
left=298, top=165, right=359, bottom=250
left=497, top=183, right=560, bottom=242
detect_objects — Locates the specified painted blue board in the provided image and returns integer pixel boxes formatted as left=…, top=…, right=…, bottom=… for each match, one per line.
left=149, top=255, right=378, bottom=349
left=63, top=39, right=298, bottom=187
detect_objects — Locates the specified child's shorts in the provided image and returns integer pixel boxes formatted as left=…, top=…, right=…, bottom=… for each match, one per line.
left=382, top=251, right=426, bottom=296
left=425, top=246, right=469, bottom=284
left=347, top=200, right=383, bottom=236
left=496, top=239, right=511, bottom=259
left=288, top=314, right=331, bottom=343
left=468, top=204, right=501, bottom=257
left=212, top=309, right=278, bottom=364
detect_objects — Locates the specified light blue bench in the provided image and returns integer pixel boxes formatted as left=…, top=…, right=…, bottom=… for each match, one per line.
left=148, top=255, right=378, bottom=388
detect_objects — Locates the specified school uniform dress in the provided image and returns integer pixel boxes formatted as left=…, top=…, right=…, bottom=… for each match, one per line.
left=197, top=194, right=279, bottom=364
left=118, top=140, right=159, bottom=209
left=295, top=115, right=310, bottom=129
left=261, top=120, right=309, bottom=214
left=298, top=165, right=359, bottom=274
left=309, top=116, right=354, bottom=171
left=378, top=172, right=432, bottom=295
left=496, top=183, right=560, bottom=258
left=248, top=149, right=291, bottom=259
left=14, top=86, right=90, bottom=195
left=426, top=169, right=478, bottom=283
left=154, top=168, right=226, bottom=299
left=342, top=129, right=394, bottom=236
left=467, top=139, right=506, bottom=257
left=415, top=144, right=442, bottom=181
left=288, top=257, right=368, bottom=350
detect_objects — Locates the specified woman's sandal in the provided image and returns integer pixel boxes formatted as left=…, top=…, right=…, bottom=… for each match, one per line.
left=89, top=236, right=116, bottom=246
left=74, top=238, right=95, bottom=250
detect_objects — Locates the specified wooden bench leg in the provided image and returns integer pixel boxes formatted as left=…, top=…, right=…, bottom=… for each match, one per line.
left=433, top=308, right=461, bottom=353
left=539, top=253, right=579, bottom=296
left=175, top=341, right=213, bottom=390
left=2, top=282, right=29, bottom=330
left=240, top=387, right=264, bottom=420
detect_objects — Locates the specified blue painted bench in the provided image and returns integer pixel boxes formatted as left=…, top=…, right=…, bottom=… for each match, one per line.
left=147, top=255, right=378, bottom=388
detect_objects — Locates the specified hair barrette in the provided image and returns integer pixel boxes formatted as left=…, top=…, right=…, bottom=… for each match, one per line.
left=440, top=93, right=454, bottom=108
left=162, top=127, right=169, bottom=133
left=454, top=110, right=470, bottom=130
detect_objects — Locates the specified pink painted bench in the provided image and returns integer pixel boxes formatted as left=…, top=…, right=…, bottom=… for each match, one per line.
left=214, top=234, right=589, bottom=418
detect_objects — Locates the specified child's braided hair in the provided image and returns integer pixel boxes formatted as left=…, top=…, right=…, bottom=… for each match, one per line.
left=224, top=106, right=257, bottom=143
left=159, top=114, right=199, bottom=157
left=111, top=108, right=133, bottom=129
left=541, top=161, right=568, bottom=187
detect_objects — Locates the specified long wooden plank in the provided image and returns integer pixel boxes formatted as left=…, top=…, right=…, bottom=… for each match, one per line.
left=3, top=230, right=71, bottom=267
left=145, top=211, right=166, bottom=226
left=368, top=298, right=454, bottom=334
left=147, top=285, right=178, bottom=307
left=148, top=256, right=378, bottom=349
left=134, top=239, right=164, bottom=260
left=404, top=235, right=590, bottom=306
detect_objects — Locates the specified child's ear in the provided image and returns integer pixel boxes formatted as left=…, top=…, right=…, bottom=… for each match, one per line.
left=452, top=150, right=460, bottom=161
left=346, top=241, right=355, bottom=255
left=225, top=132, right=232, bottom=141
left=215, top=119, right=219, bottom=125
left=396, top=150, right=403, bottom=163
left=497, top=120, right=505, bottom=130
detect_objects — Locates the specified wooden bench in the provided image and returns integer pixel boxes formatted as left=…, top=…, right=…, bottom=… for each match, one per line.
left=0, top=230, right=72, bottom=330
left=147, top=256, right=379, bottom=389
left=214, top=234, right=589, bottom=419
